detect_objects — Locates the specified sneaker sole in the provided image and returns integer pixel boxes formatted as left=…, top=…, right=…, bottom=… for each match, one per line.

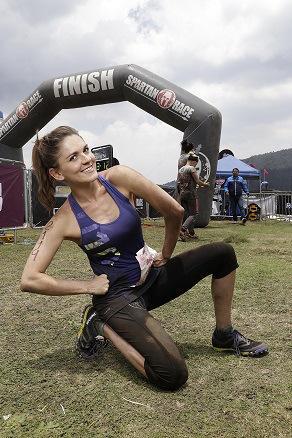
left=75, top=337, right=109, bottom=360
left=213, top=346, right=269, bottom=357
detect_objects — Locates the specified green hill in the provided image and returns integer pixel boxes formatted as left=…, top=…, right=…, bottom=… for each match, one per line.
left=243, top=148, right=292, bottom=170
left=243, top=148, right=292, bottom=191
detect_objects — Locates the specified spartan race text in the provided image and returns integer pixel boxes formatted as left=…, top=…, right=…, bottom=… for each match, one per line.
left=125, top=74, right=194, bottom=120
left=0, top=90, right=43, bottom=139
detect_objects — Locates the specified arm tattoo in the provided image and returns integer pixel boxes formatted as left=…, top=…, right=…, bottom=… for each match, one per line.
left=31, top=220, right=54, bottom=261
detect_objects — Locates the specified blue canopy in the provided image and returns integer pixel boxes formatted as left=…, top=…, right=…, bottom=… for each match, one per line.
left=216, top=155, right=260, bottom=179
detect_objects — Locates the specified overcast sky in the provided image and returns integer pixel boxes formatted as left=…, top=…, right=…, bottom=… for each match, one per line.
left=1, top=0, right=291, bottom=183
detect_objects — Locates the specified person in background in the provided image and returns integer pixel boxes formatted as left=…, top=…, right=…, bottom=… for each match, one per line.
left=224, top=168, right=249, bottom=224
left=173, top=139, right=194, bottom=203
left=285, top=201, right=292, bottom=215
left=177, top=152, right=209, bottom=241
left=178, top=139, right=194, bottom=170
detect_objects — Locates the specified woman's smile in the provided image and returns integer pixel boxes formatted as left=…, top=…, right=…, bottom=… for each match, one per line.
left=82, top=164, right=95, bottom=173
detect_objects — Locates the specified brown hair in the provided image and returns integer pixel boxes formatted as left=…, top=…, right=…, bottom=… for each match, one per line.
left=181, top=140, right=194, bottom=154
left=32, top=126, right=79, bottom=211
left=188, top=152, right=199, bottom=162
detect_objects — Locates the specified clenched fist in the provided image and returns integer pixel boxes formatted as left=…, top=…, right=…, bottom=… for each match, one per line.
left=87, top=274, right=109, bottom=295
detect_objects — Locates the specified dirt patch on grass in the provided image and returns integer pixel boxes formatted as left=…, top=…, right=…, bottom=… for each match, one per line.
left=223, top=234, right=249, bottom=244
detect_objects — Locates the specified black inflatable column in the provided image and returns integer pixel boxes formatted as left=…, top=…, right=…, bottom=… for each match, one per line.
left=183, top=113, right=222, bottom=227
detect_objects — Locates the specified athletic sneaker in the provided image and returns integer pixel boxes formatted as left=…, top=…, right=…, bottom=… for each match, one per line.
left=186, top=230, right=199, bottom=240
left=179, top=230, right=187, bottom=242
left=76, top=305, right=108, bottom=359
left=241, top=218, right=247, bottom=225
left=212, top=329, right=268, bottom=357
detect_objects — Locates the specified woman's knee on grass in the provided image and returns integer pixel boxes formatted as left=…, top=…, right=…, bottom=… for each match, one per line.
left=145, top=353, right=188, bottom=391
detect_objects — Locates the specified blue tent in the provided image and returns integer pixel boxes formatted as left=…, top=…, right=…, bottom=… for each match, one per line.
left=216, top=155, right=260, bottom=179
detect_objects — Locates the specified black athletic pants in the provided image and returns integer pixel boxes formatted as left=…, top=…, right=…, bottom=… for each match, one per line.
left=104, top=243, right=238, bottom=391
left=180, top=191, right=198, bottom=234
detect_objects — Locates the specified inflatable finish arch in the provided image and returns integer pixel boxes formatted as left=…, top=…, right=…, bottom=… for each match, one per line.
left=0, top=64, right=221, bottom=226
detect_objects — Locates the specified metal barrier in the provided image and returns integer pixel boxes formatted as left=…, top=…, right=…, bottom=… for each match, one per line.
left=256, top=191, right=292, bottom=221
left=1, top=163, right=291, bottom=240
left=211, top=191, right=292, bottom=222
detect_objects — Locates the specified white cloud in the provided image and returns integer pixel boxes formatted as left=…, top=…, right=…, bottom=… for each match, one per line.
left=23, top=104, right=182, bottom=184
left=2, top=0, right=292, bottom=181
left=81, top=119, right=181, bottom=183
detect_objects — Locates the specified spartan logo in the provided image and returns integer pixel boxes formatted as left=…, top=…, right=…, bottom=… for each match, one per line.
left=156, top=89, right=176, bottom=109
left=16, top=102, right=29, bottom=119
left=193, top=145, right=211, bottom=181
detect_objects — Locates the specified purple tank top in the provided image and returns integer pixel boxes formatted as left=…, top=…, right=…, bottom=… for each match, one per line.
left=68, top=175, right=151, bottom=298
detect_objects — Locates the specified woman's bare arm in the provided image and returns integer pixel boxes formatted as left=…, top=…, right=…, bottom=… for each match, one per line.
left=20, top=214, right=109, bottom=296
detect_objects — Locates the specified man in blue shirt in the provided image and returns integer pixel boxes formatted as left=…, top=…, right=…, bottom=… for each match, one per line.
left=224, top=168, right=249, bottom=224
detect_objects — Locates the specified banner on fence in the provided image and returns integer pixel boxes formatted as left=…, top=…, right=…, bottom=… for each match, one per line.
left=0, top=162, right=25, bottom=227
left=247, top=194, right=277, bottom=217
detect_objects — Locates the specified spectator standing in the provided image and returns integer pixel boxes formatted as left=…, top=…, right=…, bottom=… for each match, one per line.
left=285, top=202, right=292, bottom=215
left=173, top=140, right=194, bottom=203
left=177, top=152, right=209, bottom=240
left=223, top=168, right=249, bottom=224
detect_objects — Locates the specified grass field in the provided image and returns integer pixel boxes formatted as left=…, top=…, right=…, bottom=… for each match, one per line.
left=0, top=220, right=291, bottom=437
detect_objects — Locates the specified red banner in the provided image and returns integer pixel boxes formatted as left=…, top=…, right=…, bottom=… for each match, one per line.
left=0, top=163, right=26, bottom=227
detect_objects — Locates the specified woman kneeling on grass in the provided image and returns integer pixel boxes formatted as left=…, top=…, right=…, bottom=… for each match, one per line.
left=21, top=126, right=268, bottom=391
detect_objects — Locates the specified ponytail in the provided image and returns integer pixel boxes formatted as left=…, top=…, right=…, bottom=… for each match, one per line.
left=32, top=126, right=79, bottom=212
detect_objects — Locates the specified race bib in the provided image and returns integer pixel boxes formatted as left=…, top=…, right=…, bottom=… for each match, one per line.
left=135, top=244, right=157, bottom=286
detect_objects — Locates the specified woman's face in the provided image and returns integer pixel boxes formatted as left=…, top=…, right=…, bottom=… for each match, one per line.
left=50, top=134, right=98, bottom=184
